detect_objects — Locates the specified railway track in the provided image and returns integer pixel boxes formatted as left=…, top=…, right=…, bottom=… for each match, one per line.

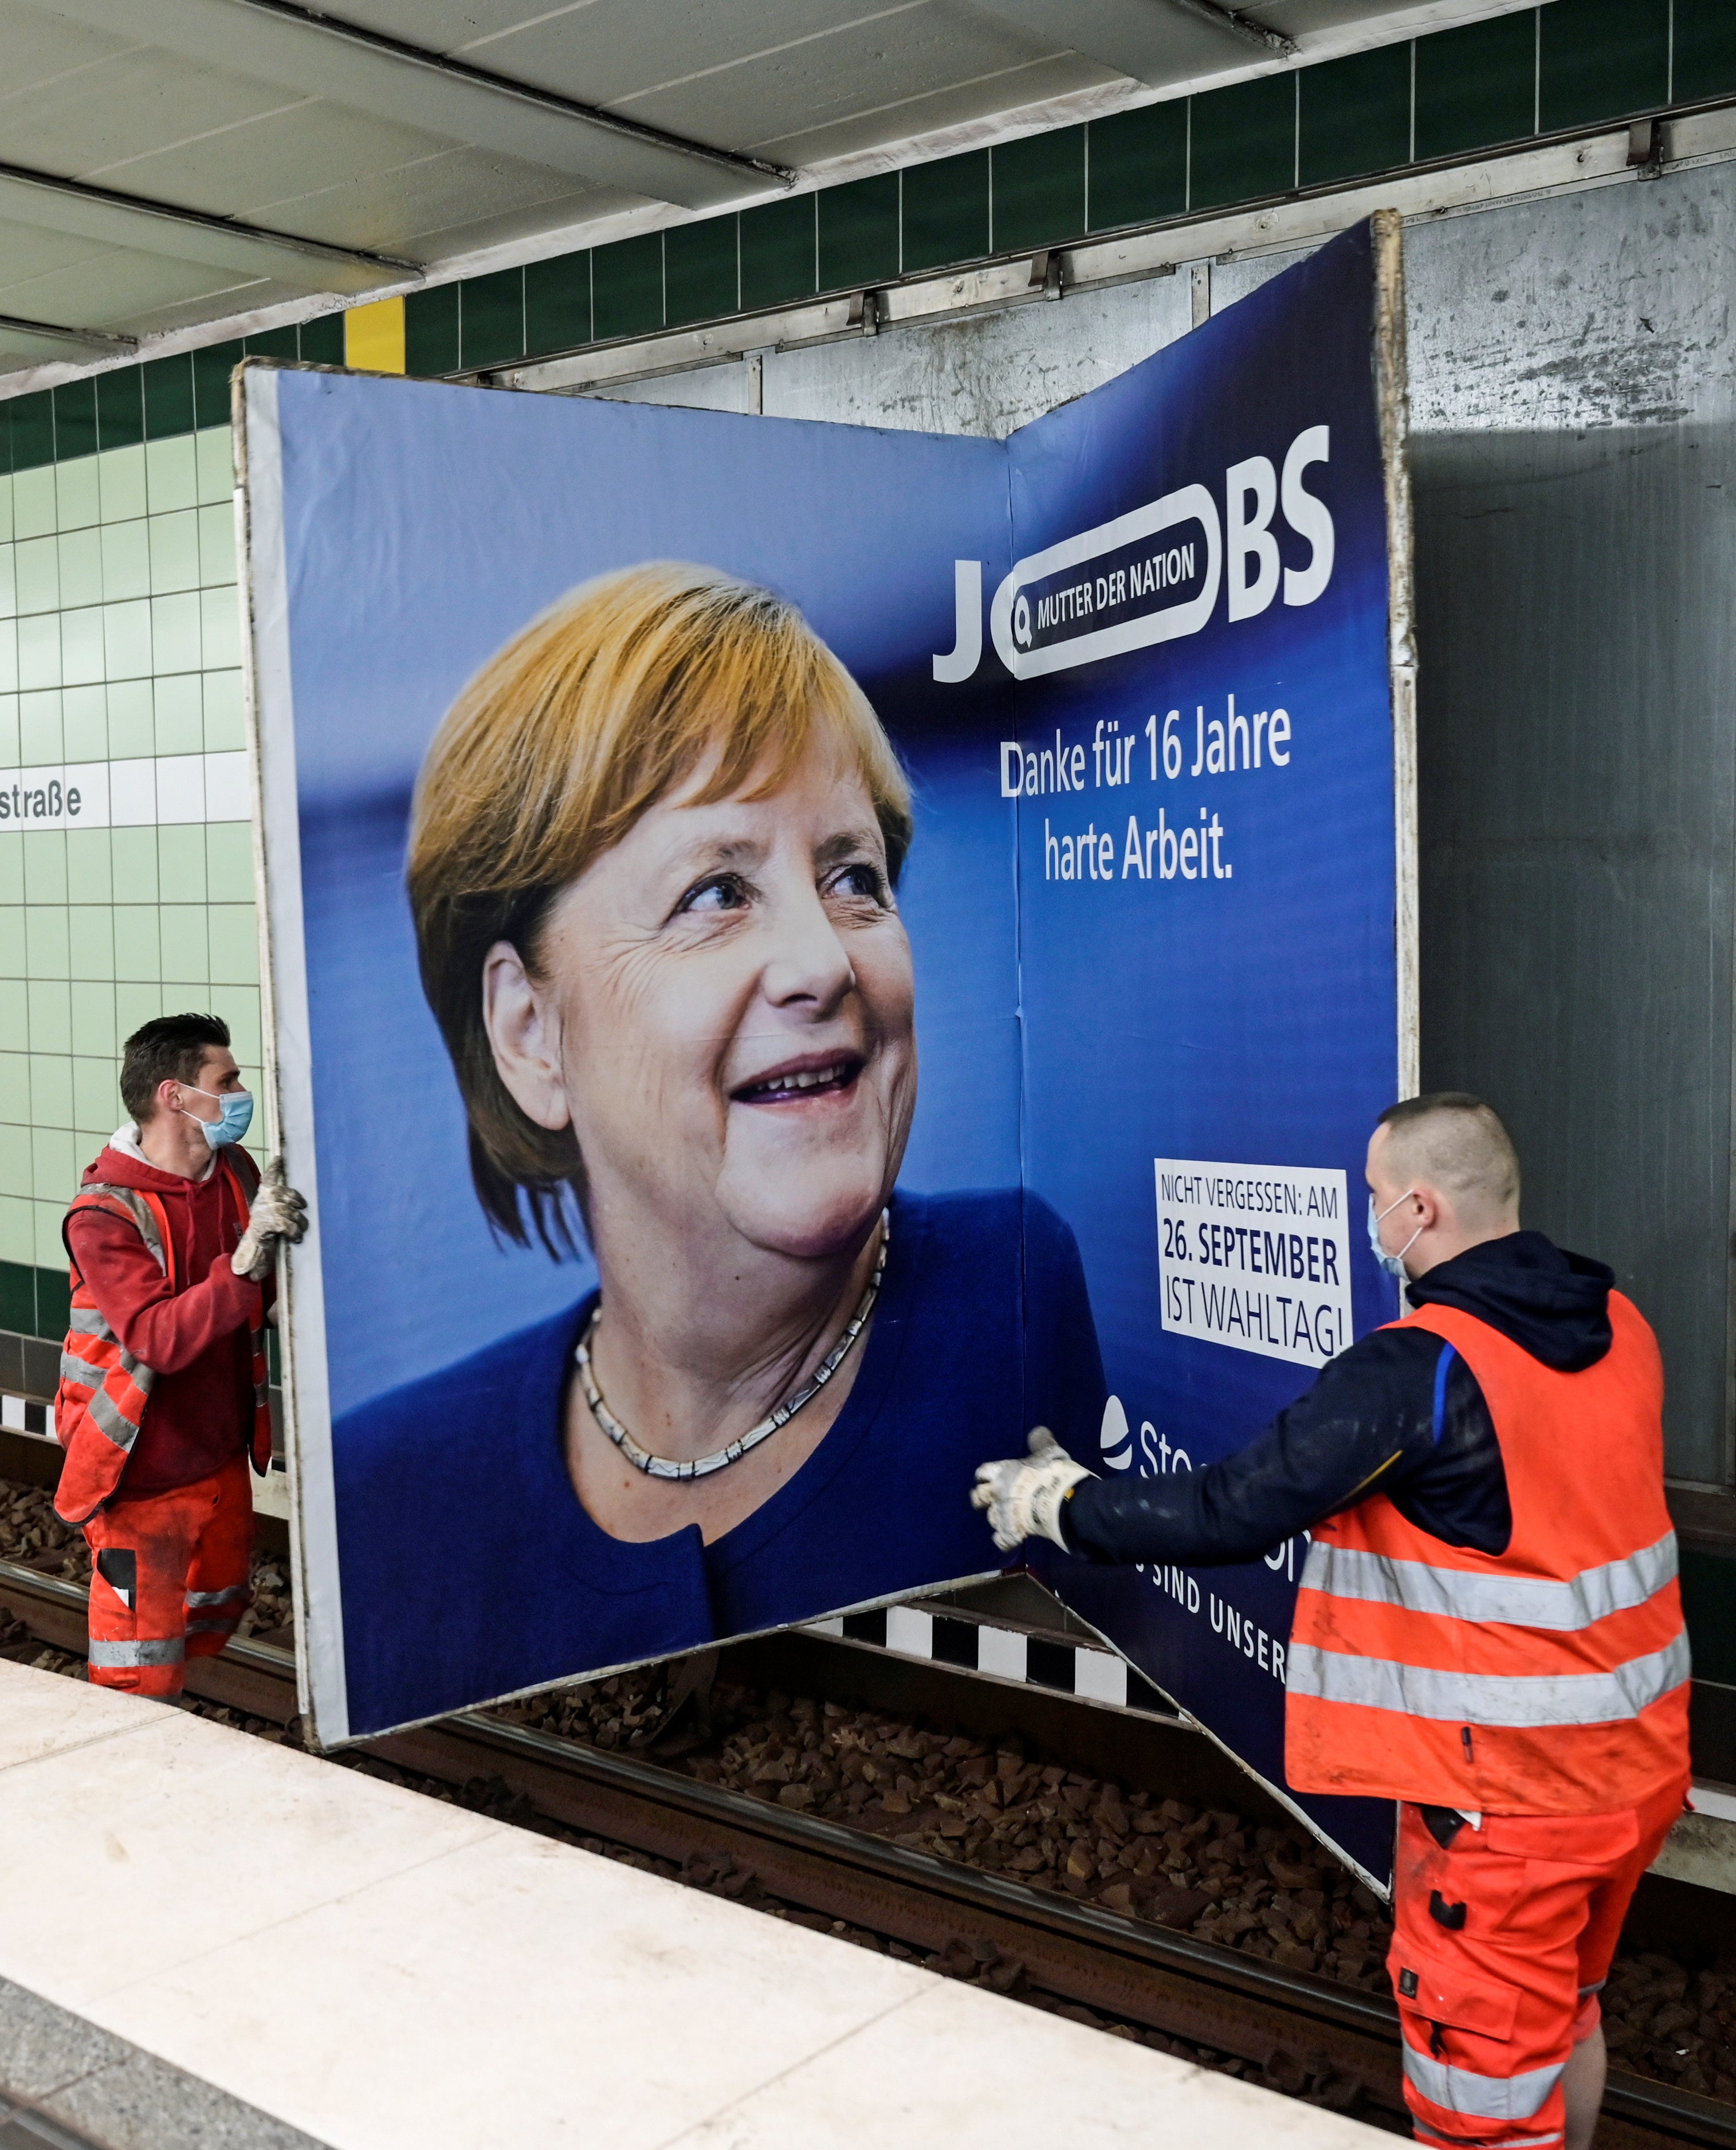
left=1, top=1554, right=1730, bottom=2150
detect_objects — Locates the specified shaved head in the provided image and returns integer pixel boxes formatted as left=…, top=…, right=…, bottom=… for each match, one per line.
left=1373, top=1092, right=1520, bottom=1230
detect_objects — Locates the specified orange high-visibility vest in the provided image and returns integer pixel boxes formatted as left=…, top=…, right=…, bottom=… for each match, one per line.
left=1285, top=1294, right=1690, bottom=1814
left=54, top=1151, right=271, bottom=1527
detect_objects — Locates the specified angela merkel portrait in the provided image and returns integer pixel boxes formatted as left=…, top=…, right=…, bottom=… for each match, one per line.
left=333, top=561, right=1105, bottom=1727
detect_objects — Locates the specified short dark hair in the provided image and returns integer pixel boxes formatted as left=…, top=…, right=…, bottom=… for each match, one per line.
left=120, top=1013, right=231, bottom=1123
left=1377, top=1091, right=1521, bottom=1216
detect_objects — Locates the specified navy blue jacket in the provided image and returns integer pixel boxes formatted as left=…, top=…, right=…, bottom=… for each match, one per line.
left=1063, top=1231, right=1616, bottom=1567
left=333, top=1188, right=1105, bottom=1736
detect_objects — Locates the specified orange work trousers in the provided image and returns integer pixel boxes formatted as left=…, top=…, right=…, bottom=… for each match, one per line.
left=1390, top=1777, right=1690, bottom=2148
left=83, top=1451, right=254, bottom=1696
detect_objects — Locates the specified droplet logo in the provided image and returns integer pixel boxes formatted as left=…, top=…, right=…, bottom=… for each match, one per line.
left=1099, top=1394, right=1133, bottom=1470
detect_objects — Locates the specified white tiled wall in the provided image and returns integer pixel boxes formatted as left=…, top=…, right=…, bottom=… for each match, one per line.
left=0, top=428, right=258, bottom=1274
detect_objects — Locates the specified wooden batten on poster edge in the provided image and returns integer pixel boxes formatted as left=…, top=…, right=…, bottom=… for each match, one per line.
left=1372, top=209, right=1420, bottom=1118
left=233, top=358, right=333, bottom=1745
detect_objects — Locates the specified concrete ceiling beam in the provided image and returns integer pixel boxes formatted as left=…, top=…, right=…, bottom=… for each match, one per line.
left=964, top=0, right=1294, bottom=84
left=0, top=162, right=417, bottom=292
left=44, top=0, right=792, bottom=213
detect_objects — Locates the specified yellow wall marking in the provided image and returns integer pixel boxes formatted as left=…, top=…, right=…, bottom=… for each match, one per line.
left=344, top=297, right=406, bottom=374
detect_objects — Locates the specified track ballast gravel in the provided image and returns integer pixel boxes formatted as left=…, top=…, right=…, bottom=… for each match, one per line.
left=496, top=1669, right=1395, bottom=1984
left=0, top=1478, right=294, bottom=1638
left=2, top=1475, right=1731, bottom=2105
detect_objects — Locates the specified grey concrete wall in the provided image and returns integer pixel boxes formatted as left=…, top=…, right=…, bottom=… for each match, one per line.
left=601, top=159, right=1736, bottom=1486
left=1405, top=169, right=1736, bottom=1486
left=1415, top=420, right=1735, bottom=1484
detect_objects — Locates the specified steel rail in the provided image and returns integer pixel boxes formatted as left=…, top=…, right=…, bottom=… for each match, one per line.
left=1, top=1557, right=1729, bottom=2150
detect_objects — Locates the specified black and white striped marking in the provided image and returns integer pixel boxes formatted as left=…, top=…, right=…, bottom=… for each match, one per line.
left=0, top=1394, right=52, bottom=1440
left=806, top=1604, right=1176, bottom=1716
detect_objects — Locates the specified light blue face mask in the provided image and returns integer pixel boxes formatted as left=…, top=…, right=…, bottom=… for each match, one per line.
left=181, top=1085, right=254, bottom=1150
left=1367, top=1188, right=1421, bottom=1280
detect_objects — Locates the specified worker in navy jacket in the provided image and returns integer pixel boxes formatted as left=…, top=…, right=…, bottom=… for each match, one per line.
left=975, top=1095, right=1691, bottom=2150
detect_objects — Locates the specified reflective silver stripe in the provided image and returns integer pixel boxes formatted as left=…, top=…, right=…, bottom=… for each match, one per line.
left=87, top=1636, right=185, bottom=1668
left=1287, top=1629, right=1691, bottom=1727
left=1403, top=2043, right=1564, bottom=2121
left=1415, top=2126, right=1562, bottom=2149
left=86, top=1385, right=144, bottom=1452
left=75, top=1186, right=168, bottom=1272
left=62, top=1303, right=148, bottom=1379
left=186, top=1584, right=247, bottom=1607
left=58, top=1352, right=101, bottom=1392
left=186, top=1617, right=240, bottom=1637
left=1301, top=1532, right=1679, bottom=1632
left=1418, top=2135, right=1562, bottom=2150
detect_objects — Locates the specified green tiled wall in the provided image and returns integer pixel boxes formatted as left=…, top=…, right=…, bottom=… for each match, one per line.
left=666, top=218, right=739, bottom=328
left=992, top=128, right=1087, bottom=255
left=0, top=0, right=1717, bottom=456
left=1190, top=70, right=1297, bottom=210
left=0, top=429, right=260, bottom=1347
left=404, top=282, right=459, bottom=379
left=354, top=0, right=1722, bottom=372
left=902, top=150, right=991, bottom=274
left=1677, top=0, right=1736, bottom=103
left=1086, top=103, right=1188, bottom=231
left=1414, top=13, right=1537, bottom=162
left=1539, top=0, right=1670, bottom=131
left=740, top=194, right=819, bottom=309
left=525, top=254, right=592, bottom=358
left=592, top=232, right=665, bottom=344
left=818, top=174, right=901, bottom=290
left=1, top=320, right=340, bottom=479
left=1299, top=43, right=1413, bottom=188
left=457, top=266, right=527, bottom=372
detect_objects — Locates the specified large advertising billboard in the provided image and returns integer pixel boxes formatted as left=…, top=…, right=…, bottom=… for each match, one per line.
left=243, top=218, right=1412, bottom=1882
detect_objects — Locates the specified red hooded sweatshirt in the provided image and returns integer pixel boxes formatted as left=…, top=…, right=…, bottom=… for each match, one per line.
left=65, top=1126, right=266, bottom=1496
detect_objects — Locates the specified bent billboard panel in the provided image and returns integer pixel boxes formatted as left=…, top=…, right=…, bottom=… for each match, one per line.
left=244, top=219, right=1408, bottom=1884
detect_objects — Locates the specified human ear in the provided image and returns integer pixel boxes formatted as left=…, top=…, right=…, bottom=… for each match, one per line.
left=481, top=941, right=573, bottom=1133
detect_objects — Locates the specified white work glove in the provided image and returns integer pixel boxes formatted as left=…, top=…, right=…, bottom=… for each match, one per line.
left=972, top=1426, right=1094, bottom=1554
left=233, top=1160, right=309, bottom=1282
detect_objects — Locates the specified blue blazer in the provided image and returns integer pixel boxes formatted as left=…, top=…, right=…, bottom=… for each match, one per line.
left=332, top=1188, right=1105, bottom=1735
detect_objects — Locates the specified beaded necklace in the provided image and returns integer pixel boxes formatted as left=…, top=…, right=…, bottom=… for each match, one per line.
left=574, top=1211, right=889, bottom=1481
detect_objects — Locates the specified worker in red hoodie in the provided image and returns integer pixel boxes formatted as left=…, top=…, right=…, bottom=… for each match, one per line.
left=54, top=1012, right=307, bottom=1697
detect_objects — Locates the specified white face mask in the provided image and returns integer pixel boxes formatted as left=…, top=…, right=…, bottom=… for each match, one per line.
left=1367, top=1188, right=1421, bottom=1279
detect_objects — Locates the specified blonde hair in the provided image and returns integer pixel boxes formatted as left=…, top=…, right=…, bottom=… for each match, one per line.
left=407, top=562, right=914, bottom=1247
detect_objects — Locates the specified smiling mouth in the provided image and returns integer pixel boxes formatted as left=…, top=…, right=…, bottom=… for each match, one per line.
left=732, top=1056, right=864, bottom=1105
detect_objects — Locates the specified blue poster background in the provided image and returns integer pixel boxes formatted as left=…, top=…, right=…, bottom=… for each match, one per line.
left=261, top=223, right=1402, bottom=1874
left=1006, top=227, right=1400, bottom=1880
left=278, top=384, right=1017, bottom=1405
